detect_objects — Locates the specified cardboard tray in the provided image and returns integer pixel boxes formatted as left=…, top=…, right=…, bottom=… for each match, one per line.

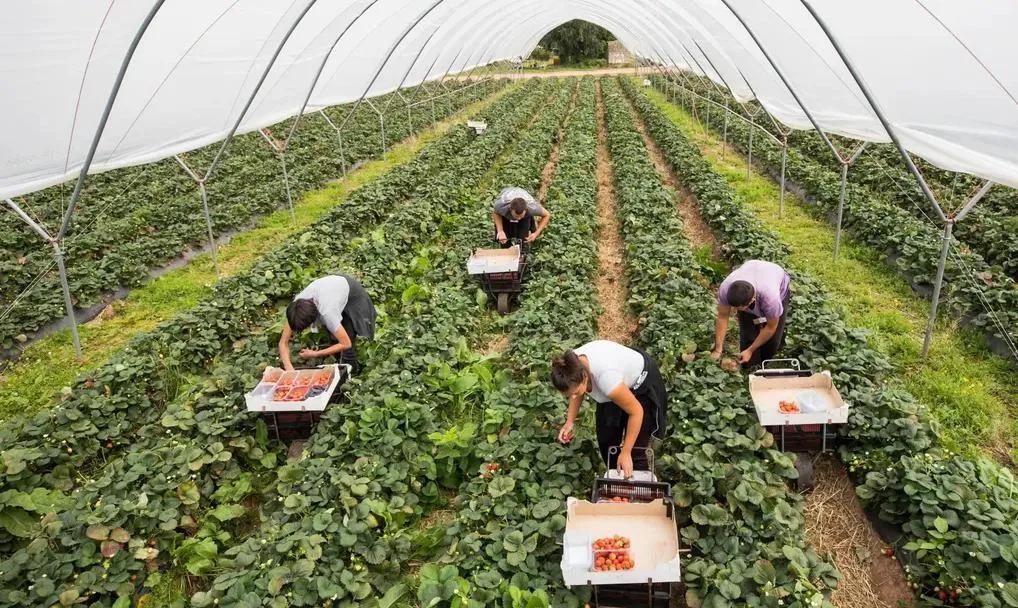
left=560, top=498, right=681, bottom=587
left=749, top=370, right=849, bottom=426
left=466, top=245, right=520, bottom=275
left=244, top=364, right=344, bottom=413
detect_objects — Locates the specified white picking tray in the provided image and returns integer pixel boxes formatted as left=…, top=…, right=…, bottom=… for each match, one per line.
left=560, top=498, right=681, bottom=587
left=466, top=245, right=520, bottom=275
left=244, top=364, right=346, bottom=413
left=749, top=368, right=849, bottom=426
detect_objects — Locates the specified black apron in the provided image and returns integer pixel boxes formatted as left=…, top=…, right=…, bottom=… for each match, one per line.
left=339, top=274, right=376, bottom=340
left=594, top=348, right=669, bottom=440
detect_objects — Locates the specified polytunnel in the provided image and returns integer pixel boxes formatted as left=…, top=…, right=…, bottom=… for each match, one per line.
left=1, top=0, right=1017, bottom=358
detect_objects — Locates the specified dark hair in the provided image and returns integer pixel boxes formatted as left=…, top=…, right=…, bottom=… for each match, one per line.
left=509, top=198, right=528, bottom=215
left=728, top=280, right=755, bottom=307
left=551, top=350, right=586, bottom=392
left=286, top=299, right=318, bottom=332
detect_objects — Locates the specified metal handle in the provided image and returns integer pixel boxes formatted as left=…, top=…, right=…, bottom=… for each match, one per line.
left=760, top=358, right=801, bottom=371
left=605, top=446, right=655, bottom=476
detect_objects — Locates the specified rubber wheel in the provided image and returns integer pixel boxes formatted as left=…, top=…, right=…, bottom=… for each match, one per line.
left=496, top=292, right=510, bottom=315
left=795, top=453, right=814, bottom=492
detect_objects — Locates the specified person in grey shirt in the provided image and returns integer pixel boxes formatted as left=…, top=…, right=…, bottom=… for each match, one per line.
left=278, top=274, right=376, bottom=373
left=491, top=186, right=551, bottom=246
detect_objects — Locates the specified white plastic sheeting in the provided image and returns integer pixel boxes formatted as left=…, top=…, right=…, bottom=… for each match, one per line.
left=2, top=0, right=1017, bottom=201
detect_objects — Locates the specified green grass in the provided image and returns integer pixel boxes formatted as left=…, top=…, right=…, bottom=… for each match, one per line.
left=643, top=85, right=1018, bottom=465
left=0, top=88, right=513, bottom=425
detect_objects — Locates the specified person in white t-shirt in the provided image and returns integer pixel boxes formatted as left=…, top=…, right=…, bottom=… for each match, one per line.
left=279, top=274, right=376, bottom=373
left=551, top=340, right=668, bottom=478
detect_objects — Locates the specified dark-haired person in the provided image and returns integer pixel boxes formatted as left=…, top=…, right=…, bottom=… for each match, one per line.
left=551, top=340, right=668, bottom=478
left=492, top=186, right=550, bottom=246
left=278, top=274, right=376, bottom=373
left=711, top=260, right=791, bottom=367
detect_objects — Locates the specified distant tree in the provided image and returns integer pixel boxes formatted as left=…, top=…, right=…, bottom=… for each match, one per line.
left=538, top=20, right=616, bottom=65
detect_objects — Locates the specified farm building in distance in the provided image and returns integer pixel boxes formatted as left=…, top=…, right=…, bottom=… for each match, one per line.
left=607, top=40, right=633, bottom=65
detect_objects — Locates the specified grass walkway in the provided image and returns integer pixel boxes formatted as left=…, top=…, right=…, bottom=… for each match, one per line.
left=643, top=85, right=1018, bottom=466
left=0, top=88, right=511, bottom=424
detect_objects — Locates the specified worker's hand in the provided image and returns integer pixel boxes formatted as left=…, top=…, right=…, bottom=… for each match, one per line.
left=558, top=421, right=574, bottom=443
left=709, top=347, right=723, bottom=360
left=617, top=450, right=634, bottom=479
left=298, top=348, right=320, bottom=359
left=525, top=232, right=538, bottom=243
left=738, top=348, right=754, bottom=364
left=496, top=230, right=507, bottom=244
left=283, top=362, right=295, bottom=372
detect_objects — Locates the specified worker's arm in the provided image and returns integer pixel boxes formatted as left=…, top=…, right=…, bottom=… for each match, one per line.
left=299, top=324, right=352, bottom=360
left=528, top=210, right=551, bottom=242
left=557, top=390, right=585, bottom=443
left=492, top=211, right=507, bottom=243
left=606, top=384, right=644, bottom=478
left=711, top=304, right=731, bottom=359
left=739, top=318, right=779, bottom=363
left=278, top=322, right=295, bottom=371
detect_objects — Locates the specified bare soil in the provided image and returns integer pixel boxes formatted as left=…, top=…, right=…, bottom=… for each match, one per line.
left=804, top=457, right=916, bottom=608
left=593, top=81, right=639, bottom=343
left=628, top=104, right=721, bottom=261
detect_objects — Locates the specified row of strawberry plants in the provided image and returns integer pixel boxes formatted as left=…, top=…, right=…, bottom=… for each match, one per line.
left=0, top=82, right=537, bottom=524
left=626, top=77, right=1018, bottom=607
left=651, top=75, right=1018, bottom=361
left=0, top=80, right=561, bottom=608
left=187, top=79, right=576, bottom=607
left=412, top=78, right=603, bottom=608
left=0, top=80, right=499, bottom=355
left=785, top=130, right=1018, bottom=282
left=607, top=77, right=839, bottom=608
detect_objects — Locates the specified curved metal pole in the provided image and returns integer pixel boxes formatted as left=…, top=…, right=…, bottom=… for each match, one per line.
left=715, top=0, right=847, bottom=166
left=332, top=0, right=445, bottom=135
left=203, top=0, right=320, bottom=183
left=798, top=0, right=947, bottom=223
left=282, top=0, right=384, bottom=150
left=59, top=0, right=167, bottom=240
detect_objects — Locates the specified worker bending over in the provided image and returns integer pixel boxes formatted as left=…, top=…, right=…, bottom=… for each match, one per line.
left=279, top=274, right=376, bottom=373
left=491, top=186, right=551, bottom=246
left=711, top=260, right=791, bottom=368
left=552, top=340, right=668, bottom=478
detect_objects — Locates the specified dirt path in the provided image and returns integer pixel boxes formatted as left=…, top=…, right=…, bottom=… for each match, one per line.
left=593, top=81, right=639, bottom=343
left=626, top=102, right=721, bottom=261
left=805, top=457, right=915, bottom=608
left=538, top=83, right=581, bottom=203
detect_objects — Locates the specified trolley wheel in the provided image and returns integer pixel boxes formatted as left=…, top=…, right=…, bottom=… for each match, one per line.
left=795, top=453, right=814, bottom=492
left=496, top=292, right=510, bottom=315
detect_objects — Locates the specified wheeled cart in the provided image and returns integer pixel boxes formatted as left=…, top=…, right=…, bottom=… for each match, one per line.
left=467, top=242, right=529, bottom=314
left=561, top=448, right=682, bottom=608
left=748, top=359, right=849, bottom=491
left=245, top=364, right=351, bottom=442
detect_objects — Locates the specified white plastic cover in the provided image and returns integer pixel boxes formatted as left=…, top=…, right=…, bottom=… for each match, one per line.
left=2, top=0, right=1017, bottom=201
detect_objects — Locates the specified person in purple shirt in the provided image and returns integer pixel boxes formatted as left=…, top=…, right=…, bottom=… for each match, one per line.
left=711, top=260, right=792, bottom=368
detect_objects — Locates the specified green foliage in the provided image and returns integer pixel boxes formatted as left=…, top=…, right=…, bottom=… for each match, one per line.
left=633, top=75, right=1018, bottom=606
left=538, top=20, right=615, bottom=65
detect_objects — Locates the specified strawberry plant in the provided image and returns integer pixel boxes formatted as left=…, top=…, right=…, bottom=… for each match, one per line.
left=651, top=75, right=1018, bottom=360
left=629, top=76, right=1018, bottom=606
left=0, top=81, right=501, bottom=356
left=604, top=77, right=838, bottom=608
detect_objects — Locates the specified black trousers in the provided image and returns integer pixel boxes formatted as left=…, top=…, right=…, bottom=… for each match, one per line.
left=594, top=351, right=668, bottom=472
left=499, top=215, right=536, bottom=246
left=736, top=290, right=790, bottom=368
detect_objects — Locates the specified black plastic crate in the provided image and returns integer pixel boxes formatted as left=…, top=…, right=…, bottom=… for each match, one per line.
left=591, top=582, right=674, bottom=608
left=591, top=478, right=672, bottom=504
left=265, top=411, right=321, bottom=441
left=766, top=423, right=838, bottom=453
